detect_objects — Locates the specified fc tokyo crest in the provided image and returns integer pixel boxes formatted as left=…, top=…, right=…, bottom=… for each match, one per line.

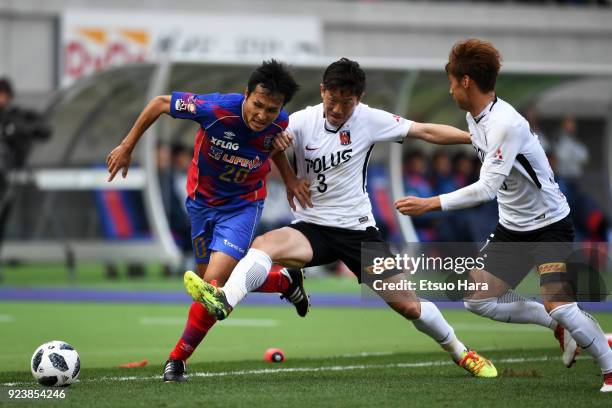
left=339, top=130, right=351, bottom=145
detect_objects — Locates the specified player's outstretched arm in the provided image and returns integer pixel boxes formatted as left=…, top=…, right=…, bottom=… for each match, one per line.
left=407, top=122, right=471, bottom=145
left=106, top=95, right=171, bottom=181
left=395, top=171, right=504, bottom=216
left=395, top=196, right=441, bottom=216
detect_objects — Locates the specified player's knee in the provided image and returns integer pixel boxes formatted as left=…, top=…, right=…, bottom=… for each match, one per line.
left=393, top=301, right=421, bottom=320
left=464, top=298, right=497, bottom=318
left=251, top=234, right=279, bottom=259
left=251, top=235, right=273, bottom=253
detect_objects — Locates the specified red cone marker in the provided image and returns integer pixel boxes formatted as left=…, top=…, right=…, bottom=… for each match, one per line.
left=264, top=348, right=285, bottom=363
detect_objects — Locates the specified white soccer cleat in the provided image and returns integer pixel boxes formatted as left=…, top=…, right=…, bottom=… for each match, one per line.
left=601, top=372, right=612, bottom=392
left=554, top=325, right=580, bottom=368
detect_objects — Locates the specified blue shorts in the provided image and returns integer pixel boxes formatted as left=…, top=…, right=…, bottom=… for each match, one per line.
left=186, top=198, right=264, bottom=264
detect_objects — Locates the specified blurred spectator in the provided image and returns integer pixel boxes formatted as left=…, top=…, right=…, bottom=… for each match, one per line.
left=172, top=144, right=191, bottom=206
left=554, top=115, right=588, bottom=179
left=403, top=150, right=436, bottom=241
left=256, top=162, right=293, bottom=235
left=170, top=144, right=193, bottom=267
left=428, top=150, right=459, bottom=242
left=452, top=151, right=477, bottom=188
left=430, top=150, right=457, bottom=195
left=158, top=143, right=193, bottom=276
left=0, top=77, right=50, bottom=268
left=523, top=104, right=551, bottom=152
left=548, top=152, right=610, bottom=241
left=367, top=163, right=403, bottom=242
left=403, top=150, right=432, bottom=198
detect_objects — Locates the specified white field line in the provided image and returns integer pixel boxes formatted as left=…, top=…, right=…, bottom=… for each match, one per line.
left=139, top=317, right=279, bottom=327
left=139, top=319, right=551, bottom=332
left=2, top=355, right=581, bottom=387
left=0, top=315, right=13, bottom=323
left=341, top=351, right=394, bottom=358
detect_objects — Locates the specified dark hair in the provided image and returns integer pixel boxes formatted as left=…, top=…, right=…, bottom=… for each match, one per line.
left=403, top=149, right=425, bottom=162
left=247, top=60, right=299, bottom=105
left=445, top=39, right=501, bottom=93
left=0, top=77, right=14, bottom=98
left=322, top=58, right=365, bottom=97
left=171, top=143, right=188, bottom=157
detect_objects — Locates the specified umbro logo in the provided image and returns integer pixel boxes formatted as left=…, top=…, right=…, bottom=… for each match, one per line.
left=305, top=145, right=319, bottom=151
left=224, top=131, right=236, bottom=140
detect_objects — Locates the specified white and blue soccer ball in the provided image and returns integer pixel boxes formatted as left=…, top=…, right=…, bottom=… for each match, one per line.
left=31, top=341, right=80, bottom=387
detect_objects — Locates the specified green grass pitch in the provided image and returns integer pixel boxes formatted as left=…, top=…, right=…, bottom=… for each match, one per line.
left=1, top=301, right=611, bottom=407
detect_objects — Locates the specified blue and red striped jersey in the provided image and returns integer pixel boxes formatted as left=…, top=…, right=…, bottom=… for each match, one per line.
left=170, top=92, right=288, bottom=209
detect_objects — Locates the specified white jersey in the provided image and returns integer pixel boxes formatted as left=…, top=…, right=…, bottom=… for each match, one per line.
left=287, top=103, right=412, bottom=230
left=467, top=97, right=570, bottom=231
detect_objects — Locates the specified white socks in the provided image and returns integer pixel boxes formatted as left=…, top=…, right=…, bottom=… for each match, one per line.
left=550, top=302, right=612, bottom=374
left=222, top=248, right=272, bottom=307
left=464, top=290, right=557, bottom=329
left=413, top=301, right=466, bottom=361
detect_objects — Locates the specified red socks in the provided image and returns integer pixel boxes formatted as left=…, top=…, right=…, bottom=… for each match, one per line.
left=168, top=272, right=289, bottom=362
left=254, top=265, right=290, bottom=293
left=169, top=302, right=216, bottom=361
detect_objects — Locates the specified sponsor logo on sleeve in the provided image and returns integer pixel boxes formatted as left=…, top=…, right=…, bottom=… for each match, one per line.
left=492, top=148, right=504, bottom=165
left=175, top=96, right=197, bottom=114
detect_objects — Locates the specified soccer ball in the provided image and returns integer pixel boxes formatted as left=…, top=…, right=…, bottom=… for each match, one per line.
left=31, top=341, right=80, bottom=387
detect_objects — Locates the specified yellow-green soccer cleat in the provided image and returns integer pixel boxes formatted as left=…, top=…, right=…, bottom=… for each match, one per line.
left=457, top=350, right=498, bottom=378
left=183, top=271, right=233, bottom=320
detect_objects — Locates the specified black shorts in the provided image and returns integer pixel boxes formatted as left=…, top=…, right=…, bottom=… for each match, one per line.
left=480, top=215, right=575, bottom=288
left=288, top=222, right=397, bottom=283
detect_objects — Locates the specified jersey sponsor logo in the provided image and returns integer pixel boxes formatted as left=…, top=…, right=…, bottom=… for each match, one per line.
left=208, top=147, right=263, bottom=170
left=392, top=114, right=401, bottom=123
left=305, top=149, right=352, bottom=174
left=211, top=137, right=239, bottom=150
left=339, top=130, right=351, bottom=145
left=175, top=97, right=196, bottom=114
left=223, top=154, right=262, bottom=170
left=305, top=145, right=319, bottom=151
